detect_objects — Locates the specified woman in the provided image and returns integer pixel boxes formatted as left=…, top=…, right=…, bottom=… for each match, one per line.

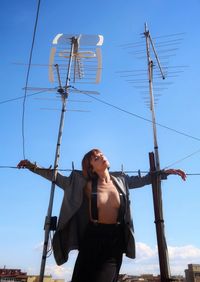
left=17, top=149, right=186, bottom=282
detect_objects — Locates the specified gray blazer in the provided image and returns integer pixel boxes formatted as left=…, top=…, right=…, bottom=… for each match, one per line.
left=30, top=167, right=163, bottom=265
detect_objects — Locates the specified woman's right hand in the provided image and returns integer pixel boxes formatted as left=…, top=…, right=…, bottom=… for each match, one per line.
left=17, top=160, right=35, bottom=169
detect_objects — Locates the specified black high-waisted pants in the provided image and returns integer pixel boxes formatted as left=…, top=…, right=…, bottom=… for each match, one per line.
left=71, top=222, right=125, bottom=282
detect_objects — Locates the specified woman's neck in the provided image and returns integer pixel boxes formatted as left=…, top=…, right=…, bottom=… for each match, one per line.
left=97, top=170, right=111, bottom=183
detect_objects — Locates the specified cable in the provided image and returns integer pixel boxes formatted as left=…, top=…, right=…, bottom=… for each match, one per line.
left=3, top=86, right=200, bottom=169
left=2, top=86, right=200, bottom=143
left=0, top=90, right=49, bottom=105
left=2, top=165, right=200, bottom=176
left=0, top=166, right=18, bottom=169
left=3, top=163, right=200, bottom=177
left=0, top=165, right=147, bottom=174
left=22, top=0, right=41, bottom=159
left=163, top=147, right=200, bottom=169
left=83, top=92, right=200, bottom=142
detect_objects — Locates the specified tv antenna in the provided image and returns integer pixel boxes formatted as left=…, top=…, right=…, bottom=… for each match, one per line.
left=24, top=33, right=103, bottom=107
left=118, top=24, right=186, bottom=281
left=117, top=27, right=186, bottom=109
left=34, top=34, right=104, bottom=282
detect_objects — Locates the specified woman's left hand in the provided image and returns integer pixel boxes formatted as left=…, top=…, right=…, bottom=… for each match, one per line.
left=164, top=169, right=186, bottom=181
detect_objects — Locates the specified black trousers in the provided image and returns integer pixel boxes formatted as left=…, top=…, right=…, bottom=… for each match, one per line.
left=71, top=222, right=125, bottom=282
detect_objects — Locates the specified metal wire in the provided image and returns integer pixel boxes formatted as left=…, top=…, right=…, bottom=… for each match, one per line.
left=22, top=0, right=41, bottom=159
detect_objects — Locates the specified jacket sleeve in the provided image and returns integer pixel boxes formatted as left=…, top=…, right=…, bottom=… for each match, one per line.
left=125, top=171, right=167, bottom=189
left=29, top=166, right=70, bottom=190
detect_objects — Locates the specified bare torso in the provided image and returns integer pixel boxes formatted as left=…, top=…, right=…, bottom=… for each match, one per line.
left=85, top=178, right=121, bottom=224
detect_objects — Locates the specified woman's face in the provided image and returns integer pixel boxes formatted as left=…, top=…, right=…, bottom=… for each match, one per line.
left=90, top=151, right=110, bottom=173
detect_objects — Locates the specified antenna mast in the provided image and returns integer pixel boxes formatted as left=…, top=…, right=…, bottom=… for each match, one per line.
left=144, top=23, right=171, bottom=282
left=117, top=25, right=185, bottom=281
left=38, top=34, right=103, bottom=282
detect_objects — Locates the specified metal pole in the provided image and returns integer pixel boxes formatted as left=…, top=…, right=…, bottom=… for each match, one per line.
left=149, top=152, right=171, bottom=282
left=39, top=37, right=75, bottom=282
left=144, top=23, right=171, bottom=282
left=144, top=23, right=160, bottom=168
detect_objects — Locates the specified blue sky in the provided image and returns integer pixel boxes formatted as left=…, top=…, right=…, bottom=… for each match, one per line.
left=1, top=0, right=200, bottom=281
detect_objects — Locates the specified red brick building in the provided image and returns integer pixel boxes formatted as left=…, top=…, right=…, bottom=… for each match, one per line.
left=0, top=268, right=27, bottom=282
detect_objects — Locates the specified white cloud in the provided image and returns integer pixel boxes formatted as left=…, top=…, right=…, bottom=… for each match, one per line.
left=44, top=251, right=78, bottom=282
left=135, top=242, right=157, bottom=260
left=45, top=264, right=73, bottom=282
left=168, top=245, right=200, bottom=260
left=121, top=242, right=200, bottom=276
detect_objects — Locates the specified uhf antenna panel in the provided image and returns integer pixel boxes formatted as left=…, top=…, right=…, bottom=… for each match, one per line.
left=49, top=34, right=104, bottom=85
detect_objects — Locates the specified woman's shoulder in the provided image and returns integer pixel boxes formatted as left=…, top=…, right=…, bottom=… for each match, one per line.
left=110, top=171, right=126, bottom=179
left=110, top=172, right=126, bottom=186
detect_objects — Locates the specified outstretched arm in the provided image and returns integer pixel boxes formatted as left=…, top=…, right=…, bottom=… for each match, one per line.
left=125, top=168, right=186, bottom=189
left=17, top=160, right=70, bottom=189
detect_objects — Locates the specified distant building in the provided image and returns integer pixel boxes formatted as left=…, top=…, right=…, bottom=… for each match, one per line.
left=118, top=273, right=161, bottom=281
left=0, top=268, right=27, bottom=282
left=27, top=275, right=64, bottom=282
left=27, top=275, right=65, bottom=282
left=118, top=273, right=184, bottom=282
left=185, top=264, right=200, bottom=282
left=171, top=276, right=185, bottom=282
left=0, top=269, right=64, bottom=282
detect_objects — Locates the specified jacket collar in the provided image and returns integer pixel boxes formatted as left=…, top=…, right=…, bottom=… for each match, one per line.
left=110, top=174, right=126, bottom=195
